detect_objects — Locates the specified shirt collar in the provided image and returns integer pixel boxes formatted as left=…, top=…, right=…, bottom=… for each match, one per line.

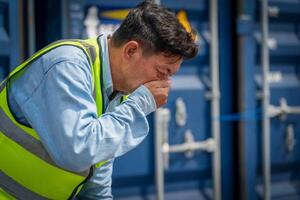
left=98, top=34, right=114, bottom=100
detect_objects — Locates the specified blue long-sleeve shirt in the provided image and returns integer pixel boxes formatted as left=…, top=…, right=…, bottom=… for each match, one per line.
left=7, top=35, right=156, bottom=199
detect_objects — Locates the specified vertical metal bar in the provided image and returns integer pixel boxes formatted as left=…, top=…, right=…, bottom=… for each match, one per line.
left=155, top=109, right=166, bottom=200
left=260, top=0, right=270, bottom=199
left=27, top=0, right=36, bottom=56
left=209, top=0, right=221, bottom=199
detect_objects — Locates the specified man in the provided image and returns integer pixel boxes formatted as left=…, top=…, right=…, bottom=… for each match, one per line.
left=0, top=1, right=197, bottom=199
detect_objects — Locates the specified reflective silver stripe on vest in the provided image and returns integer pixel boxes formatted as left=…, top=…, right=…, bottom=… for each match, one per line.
left=93, top=86, right=97, bottom=100
left=0, top=78, right=7, bottom=92
left=75, top=40, right=97, bottom=100
left=0, top=171, right=47, bottom=200
left=0, top=108, right=55, bottom=165
left=80, top=42, right=97, bottom=65
left=0, top=108, right=89, bottom=177
left=78, top=41, right=97, bottom=101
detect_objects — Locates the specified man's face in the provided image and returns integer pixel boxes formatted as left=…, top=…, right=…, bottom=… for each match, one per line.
left=123, top=51, right=182, bottom=93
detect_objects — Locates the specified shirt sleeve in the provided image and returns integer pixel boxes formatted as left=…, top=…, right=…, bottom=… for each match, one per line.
left=17, top=57, right=156, bottom=173
left=76, top=159, right=114, bottom=200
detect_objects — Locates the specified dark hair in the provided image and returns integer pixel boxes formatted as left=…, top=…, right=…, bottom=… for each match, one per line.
left=111, top=0, right=198, bottom=59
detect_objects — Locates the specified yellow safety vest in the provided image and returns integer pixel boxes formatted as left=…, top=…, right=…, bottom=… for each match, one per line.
left=0, top=38, right=107, bottom=199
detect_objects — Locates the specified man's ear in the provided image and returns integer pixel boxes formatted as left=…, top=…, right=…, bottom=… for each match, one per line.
left=123, top=41, right=140, bottom=60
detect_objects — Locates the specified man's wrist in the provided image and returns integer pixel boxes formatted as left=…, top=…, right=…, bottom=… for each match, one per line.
left=127, top=85, right=157, bottom=116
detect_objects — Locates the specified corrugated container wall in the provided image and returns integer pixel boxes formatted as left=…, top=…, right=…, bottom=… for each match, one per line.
left=237, top=0, right=300, bottom=199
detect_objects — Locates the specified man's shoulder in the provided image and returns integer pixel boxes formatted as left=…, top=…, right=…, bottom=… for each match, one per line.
left=33, top=44, right=92, bottom=80
left=44, top=45, right=90, bottom=63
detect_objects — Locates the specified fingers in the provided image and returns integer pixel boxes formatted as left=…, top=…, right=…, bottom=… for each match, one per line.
left=145, top=79, right=170, bottom=88
left=156, top=87, right=169, bottom=105
left=144, top=80, right=171, bottom=108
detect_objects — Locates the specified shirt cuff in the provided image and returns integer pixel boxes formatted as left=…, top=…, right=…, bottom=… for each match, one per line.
left=127, top=85, right=156, bottom=116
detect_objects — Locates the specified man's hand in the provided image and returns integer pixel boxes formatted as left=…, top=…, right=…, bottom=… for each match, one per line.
left=144, top=80, right=171, bottom=108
